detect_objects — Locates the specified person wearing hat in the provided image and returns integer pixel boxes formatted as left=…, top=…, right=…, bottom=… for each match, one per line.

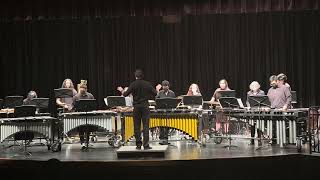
left=73, top=82, right=95, bottom=150
left=156, top=80, right=176, bottom=145
left=267, top=74, right=292, bottom=111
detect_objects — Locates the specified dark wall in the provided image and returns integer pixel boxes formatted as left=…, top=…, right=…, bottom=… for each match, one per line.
left=1, top=11, right=320, bottom=111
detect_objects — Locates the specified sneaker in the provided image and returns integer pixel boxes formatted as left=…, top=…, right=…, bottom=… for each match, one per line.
left=81, top=145, right=86, bottom=150
left=136, top=146, right=141, bottom=150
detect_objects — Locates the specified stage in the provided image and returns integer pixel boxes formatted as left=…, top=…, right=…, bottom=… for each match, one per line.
left=0, top=139, right=319, bottom=179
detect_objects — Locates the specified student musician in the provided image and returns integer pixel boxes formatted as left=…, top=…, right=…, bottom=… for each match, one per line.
left=210, top=79, right=232, bottom=134
left=186, top=83, right=201, bottom=96
left=156, top=80, right=176, bottom=145
left=246, top=81, right=265, bottom=145
left=73, top=83, right=95, bottom=150
left=56, top=79, right=77, bottom=112
left=23, top=91, right=38, bottom=105
left=267, top=75, right=292, bottom=111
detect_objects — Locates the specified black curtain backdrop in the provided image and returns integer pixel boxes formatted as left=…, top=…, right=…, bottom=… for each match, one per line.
left=0, top=0, right=319, bottom=17
left=1, top=10, right=320, bottom=113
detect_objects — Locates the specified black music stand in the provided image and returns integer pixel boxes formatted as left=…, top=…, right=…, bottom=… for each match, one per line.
left=4, top=96, right=23, bottom=109
left=30, top=98, right=49, bottom=114
left=182, top=95, right=203, bottom=107
left=247, top=95, right=272, bottom=150
left=215, top=90, right=236, bottom=100
left=248, top=95, right=271, bottom=109
left=105, top=96, right=126, bottom=147
left=156, top=98, right=181, bottom=110
left=218, top=97, right=240, bottom=149
left=14, top=105, right=36, bottom=156
left=156, top=98, right=181, bottom=146
left=54, top=88, right=74, bottom=98
left=105, top=96, right=126, bottom=108
left=74, top=99, right=97, bottom=151
left=29, top=98, right=50, bottom=146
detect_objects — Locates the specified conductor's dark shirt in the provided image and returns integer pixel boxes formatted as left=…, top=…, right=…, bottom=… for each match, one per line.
left=123, top=79, right=157, bottom=107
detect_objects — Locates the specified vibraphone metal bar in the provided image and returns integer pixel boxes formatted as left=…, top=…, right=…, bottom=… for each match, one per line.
left=226, top=108, right=307, bottom=148
left=61, top=110, right=119, bottom=136
left=0, top=116, right=55, bottom=143
left=124, top=111, right=199, bottom=142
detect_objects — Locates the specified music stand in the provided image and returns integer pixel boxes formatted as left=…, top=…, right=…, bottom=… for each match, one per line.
left=247, top=95, right=272, bottom=150
left=4, top=96, right=23, bottom=108
left=54, top=88, right=74, bottom=98
left=105, top=96, right=127, bottom=146
left=14, top=105, right=36, bottom=156
left=30, top=98, right=49, bottom=114
left=247, top=95, right=271, bottom=109
left=218, top=97, right=240, bottom=149
left=156, top=98, right=181, bottom=146
left=215, top=90, right=236, bottom=100
left=182, top=95, right=203, bottom=107
left=105, top=96, right=126, bottom=108
left=156, top=98, right=181, bottom=110
left=74, top=99, right=97, bottom=151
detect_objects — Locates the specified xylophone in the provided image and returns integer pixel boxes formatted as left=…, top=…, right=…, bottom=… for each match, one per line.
left=124, top=110, right=199, bottom=142
left=0, top=116, right=56, bottom=143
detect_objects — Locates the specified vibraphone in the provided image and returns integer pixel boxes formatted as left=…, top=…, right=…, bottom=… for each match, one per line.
left=226, top=108, right=308, bottom=147
left=123, top=110, right=199, bottom=142
left=0, top=116, right=55, bottom=143
left=60, top=110, right=120, bottom=137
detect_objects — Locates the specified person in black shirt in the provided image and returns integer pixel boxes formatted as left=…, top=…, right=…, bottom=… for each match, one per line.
left=156, top=80, right=176, bottom=145
left=72, top=83, right=95, bottom=150
left=119, top=69, right=157, bottom=150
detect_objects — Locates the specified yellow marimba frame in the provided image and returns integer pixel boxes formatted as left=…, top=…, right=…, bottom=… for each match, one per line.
left=123, top=112, right=199, bottom=142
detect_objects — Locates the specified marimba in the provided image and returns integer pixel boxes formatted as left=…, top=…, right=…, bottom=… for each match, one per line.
left=123, top=110, right=199, bottom=142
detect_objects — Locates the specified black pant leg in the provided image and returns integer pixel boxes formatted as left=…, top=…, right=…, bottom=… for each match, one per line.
left=141, top=107, right=150, bottom=147
left=250, top=123, right=255, bottom=144
left=133, top=107, right=142, bottom=146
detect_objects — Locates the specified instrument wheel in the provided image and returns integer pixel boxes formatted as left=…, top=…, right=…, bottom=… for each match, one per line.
left=108, top=137, right=115, bottom=146
left=51, top=142, right=61, bottom=152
